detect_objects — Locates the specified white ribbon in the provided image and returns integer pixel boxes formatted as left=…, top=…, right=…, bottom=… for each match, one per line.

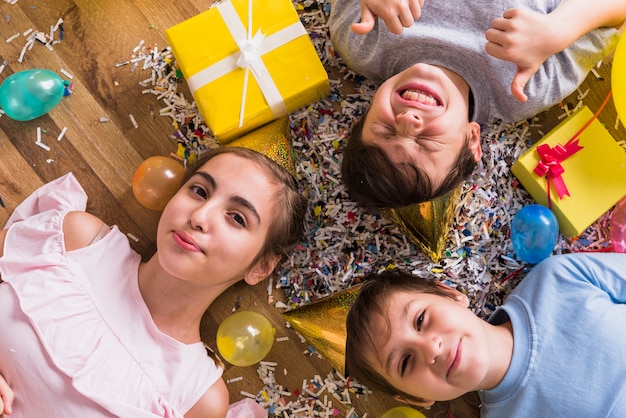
left=186, top=0, right=308, bottom=127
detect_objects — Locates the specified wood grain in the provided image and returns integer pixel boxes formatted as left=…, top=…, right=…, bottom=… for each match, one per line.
left=0, top=1, right=622, bottom=417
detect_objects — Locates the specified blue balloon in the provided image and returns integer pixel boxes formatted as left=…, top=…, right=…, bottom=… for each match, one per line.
left=0, top=69, right=65, bottom=121
left=511, top=204, right=559, bottom=264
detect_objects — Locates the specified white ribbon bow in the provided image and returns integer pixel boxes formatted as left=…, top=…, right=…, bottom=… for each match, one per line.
left=186, top=0, right=307, bottom=128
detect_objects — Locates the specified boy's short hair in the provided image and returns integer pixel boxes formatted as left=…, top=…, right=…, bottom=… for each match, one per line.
left=341, top=115, right=477, bottom=208
left=345, top=269, right=455, bottom=403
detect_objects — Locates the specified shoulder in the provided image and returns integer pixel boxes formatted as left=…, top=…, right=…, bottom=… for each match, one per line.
left=184, top=378, right=229, bottom=418
left=62, top=211, right=109, bottom=251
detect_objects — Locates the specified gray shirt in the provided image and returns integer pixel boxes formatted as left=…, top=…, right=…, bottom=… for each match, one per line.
left=328, top=0, right=618, bottom=124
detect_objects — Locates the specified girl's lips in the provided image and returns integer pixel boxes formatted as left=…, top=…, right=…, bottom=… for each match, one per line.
left=172, top=231, right=202, bottom=252
left=447, top=339, right=462, bottom=377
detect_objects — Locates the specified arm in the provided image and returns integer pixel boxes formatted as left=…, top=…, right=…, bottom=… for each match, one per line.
left=485, top=0, right=626, bottom=102
left=184, top=378, right=229, bottom=418
left=351, top=0, right=424, bottom=35
left=0, top=374, right=14, bottom=416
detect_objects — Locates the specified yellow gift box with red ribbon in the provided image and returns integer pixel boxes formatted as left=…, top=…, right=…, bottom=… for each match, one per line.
left=165, top=0, right=330, bottom=143
left=511, top=106, right=626, bottom=237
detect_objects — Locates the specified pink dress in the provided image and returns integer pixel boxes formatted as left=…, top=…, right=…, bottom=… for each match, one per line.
left=0, top=174, right=223, bottom=417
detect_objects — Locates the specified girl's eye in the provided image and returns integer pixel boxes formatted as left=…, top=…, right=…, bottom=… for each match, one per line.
left=415, top=311, right=425, bottom=331
left=191, top=185, right=208, bottom=199
left=230, top=212, right=246, bottom=227
left=400, top=354, right=410, bottom=376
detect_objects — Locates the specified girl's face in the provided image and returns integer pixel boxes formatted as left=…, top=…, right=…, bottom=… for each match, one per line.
left=362, top=63, right=481, bottom=186
left=369, top=290, right=493, bottom=402
left=156, top=153, right=279, bottom=287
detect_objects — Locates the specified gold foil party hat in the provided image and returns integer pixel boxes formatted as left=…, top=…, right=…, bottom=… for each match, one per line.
left=384, top=186, right=462, bottom=262
left=226, top=116, right=296, bottom=176
left=281, top=284, right=361, bottom=375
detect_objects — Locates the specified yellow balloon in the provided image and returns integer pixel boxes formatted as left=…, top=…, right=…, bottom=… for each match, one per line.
left=381, top=406, right=427, bottom=418
left=216, top=311, right=275, bottom=367
left=612, top=33, right=626, bottom=124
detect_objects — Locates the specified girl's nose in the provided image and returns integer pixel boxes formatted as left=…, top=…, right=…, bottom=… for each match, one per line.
left=188, top=203, right=215, bottom=232
left=396, top=111, right=424, bottom=137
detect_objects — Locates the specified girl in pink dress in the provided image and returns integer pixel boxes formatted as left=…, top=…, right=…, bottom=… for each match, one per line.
left=0, top=147, right=307, bottom=418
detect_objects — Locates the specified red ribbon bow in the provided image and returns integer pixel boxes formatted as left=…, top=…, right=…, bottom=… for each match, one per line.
left=531, top=90, right=612, bottom=209
left=533, top=140, right=584, bottom=200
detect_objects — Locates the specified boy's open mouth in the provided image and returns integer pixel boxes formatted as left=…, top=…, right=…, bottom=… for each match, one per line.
left=400, top=89, right=441, bottom=106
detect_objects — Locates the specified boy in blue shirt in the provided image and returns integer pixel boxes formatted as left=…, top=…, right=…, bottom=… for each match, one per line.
left=345, top=253, right=626, bottom=416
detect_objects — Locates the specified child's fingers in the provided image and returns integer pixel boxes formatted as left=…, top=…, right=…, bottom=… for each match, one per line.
left=484, top=38, right=507, bottom=60
left=409, top=0, right=423, bottom=21
left=351, top=7, right=377, bottom=34
left=510, top=67, right=533, bottom=102
left=0, top=377, right=14, bottom=416
left=397, top=8, right=416, bottom=30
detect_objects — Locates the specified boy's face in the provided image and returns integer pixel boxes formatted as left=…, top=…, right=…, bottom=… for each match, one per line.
left=369, top=289, right=493, bottom=402
left=362, top=63, right=482, bottom=187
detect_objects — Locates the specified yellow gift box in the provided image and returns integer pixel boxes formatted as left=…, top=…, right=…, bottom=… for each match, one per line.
left=511, top=106, right=626, bottom=237
left=165, top=0, right=330, bottom=143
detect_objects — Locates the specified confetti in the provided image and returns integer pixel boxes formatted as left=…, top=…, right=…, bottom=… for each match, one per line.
left=60, top=68, right=73, bottom=79
left=129, top=114, right=139, bottom=129
left=3, top=14, right=64, bottom=62
left=35, top=141, right=50, bottom=152
left=57, top=127, right=67, bottom=141
left=5, top=33, right=19, bottom=43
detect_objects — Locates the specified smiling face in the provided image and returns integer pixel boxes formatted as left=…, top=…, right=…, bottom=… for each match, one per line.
left=369, top=290, right=493, bottom=402
left=155, top=153, right=279, bottom=288
left=363, top=63, right=482, bottom=187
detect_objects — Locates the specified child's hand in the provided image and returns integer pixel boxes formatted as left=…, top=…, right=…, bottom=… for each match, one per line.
left=0, top=374, right=14, bottom=416
left=485, top=8, right=570, bottom=102
left=351, top=0, right=424, bottom=35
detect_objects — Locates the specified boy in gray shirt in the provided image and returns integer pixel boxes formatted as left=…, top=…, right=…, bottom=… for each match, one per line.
left=329, top=0, right=622, bottom=207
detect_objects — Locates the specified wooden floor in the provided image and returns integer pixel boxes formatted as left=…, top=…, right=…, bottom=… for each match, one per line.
left=0, top=1, right=622, bottom=417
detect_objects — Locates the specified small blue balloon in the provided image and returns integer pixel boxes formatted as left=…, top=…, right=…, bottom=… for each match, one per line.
left=511, top=204, right=559, bottom=264
left=0, top=69, right=65, bottom=121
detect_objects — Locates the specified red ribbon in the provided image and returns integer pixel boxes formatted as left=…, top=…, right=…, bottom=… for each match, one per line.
left=532, top=90, right=613, bottom=209
left=533, top=140, right=584, bottom=200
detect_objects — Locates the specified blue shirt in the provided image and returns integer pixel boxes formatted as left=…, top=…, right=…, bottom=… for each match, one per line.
left=481, top=253, right=626, bottom=417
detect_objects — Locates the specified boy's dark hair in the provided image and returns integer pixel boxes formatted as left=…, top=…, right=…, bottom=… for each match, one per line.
left=345, top=269, right=456, bottom=403
left=340, top=115, right=477, bottom=208
left=183, top=147, right=308, bottom=272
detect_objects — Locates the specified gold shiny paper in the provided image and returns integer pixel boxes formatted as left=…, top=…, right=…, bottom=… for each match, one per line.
left=384, top=186, right=462, bottom=262
left=227, top=117, right=296, bottom=176
left=281, top=284, right=362, bottom=375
